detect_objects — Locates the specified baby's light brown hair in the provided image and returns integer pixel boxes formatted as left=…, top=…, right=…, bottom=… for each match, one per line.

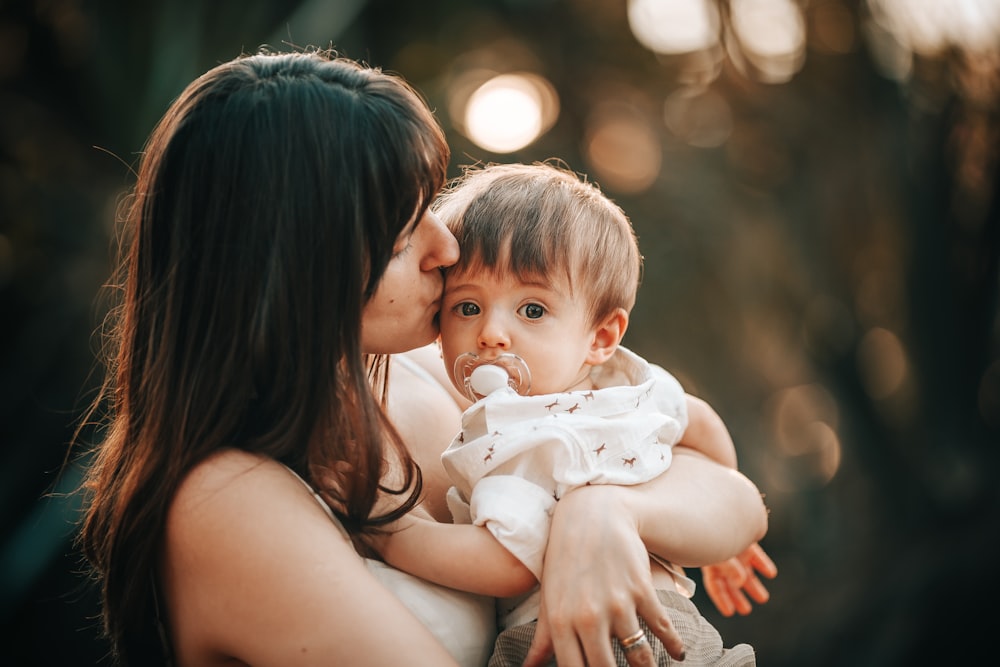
left=433, top=162, right=642, bottom=327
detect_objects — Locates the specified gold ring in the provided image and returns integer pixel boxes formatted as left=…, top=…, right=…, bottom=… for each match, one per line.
left=619, top=628, right=647, bottom=652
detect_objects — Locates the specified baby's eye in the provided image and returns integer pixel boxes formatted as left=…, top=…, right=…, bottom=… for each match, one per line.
left=519, top=303, right=545, bottom=319
left=457, top=302, right=481, bottom=317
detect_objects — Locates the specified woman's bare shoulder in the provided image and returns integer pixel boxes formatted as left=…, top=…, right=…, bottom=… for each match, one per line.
left=167, top=448, right=338, bottom=553
left=162, top=448, right=458, bottom=666
left=163, top=450, right=360, bottom=663
left=173, top=449, right=285, bottom=503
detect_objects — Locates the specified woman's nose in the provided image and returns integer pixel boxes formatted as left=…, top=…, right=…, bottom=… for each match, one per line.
left=420, top=210, right=459, bottom=271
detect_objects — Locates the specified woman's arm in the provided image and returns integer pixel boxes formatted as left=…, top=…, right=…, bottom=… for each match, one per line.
left=679, top=395, right=739, bottom=469
left=524, top=450, right=768, bottom=667
left=619, top=447, right=768, bottom=566
left=377, top=514, right=538, bottom=597
left=161, top=449, right=459, bottom=667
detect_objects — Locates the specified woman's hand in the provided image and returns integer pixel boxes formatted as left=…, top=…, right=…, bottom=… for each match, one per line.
left=523, top=485, right=685, bottom=667
left=522, top=451, right=769, bottom=666
left=701, top=543, right=778, bottom=617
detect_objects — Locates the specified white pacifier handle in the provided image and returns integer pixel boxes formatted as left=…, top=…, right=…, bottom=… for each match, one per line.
left=470, top=365, right=511, bottom=396
left=453, top=352, right=531, bottom=401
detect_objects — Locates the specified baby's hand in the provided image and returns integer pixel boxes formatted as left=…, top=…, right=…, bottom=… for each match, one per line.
left=701, top=542, right=778, bottom=617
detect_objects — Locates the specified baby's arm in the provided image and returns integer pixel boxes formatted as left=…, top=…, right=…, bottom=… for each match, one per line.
left=677, top=395, right=739, bottom=469
left=376, top=514, right=538, bottom=598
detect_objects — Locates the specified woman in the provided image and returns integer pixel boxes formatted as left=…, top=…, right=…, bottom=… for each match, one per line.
left=79, top=49, right=767, bottom=666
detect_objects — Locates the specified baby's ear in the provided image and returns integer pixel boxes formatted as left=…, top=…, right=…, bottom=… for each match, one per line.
left=587, top=308, right=628, bottom=365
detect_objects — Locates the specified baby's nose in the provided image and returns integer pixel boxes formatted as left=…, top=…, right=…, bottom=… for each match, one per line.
left=477, top=316, right=510, bottom=349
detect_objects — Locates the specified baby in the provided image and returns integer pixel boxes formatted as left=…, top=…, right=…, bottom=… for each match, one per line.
left=379, top=162, right=772, bottom=666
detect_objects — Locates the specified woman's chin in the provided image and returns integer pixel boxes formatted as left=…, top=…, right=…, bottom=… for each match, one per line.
left=410, top=324, right=440, bottom=351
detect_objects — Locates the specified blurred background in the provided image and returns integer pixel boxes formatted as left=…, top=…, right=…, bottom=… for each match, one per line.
left=1, top=0, right=998, bottom=664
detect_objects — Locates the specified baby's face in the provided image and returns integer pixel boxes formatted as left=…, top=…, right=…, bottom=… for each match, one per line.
left=439, top=266, right=599, bottom=396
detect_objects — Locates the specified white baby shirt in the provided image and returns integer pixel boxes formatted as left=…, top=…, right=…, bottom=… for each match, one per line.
left=441, top=346, right=689, bottom=585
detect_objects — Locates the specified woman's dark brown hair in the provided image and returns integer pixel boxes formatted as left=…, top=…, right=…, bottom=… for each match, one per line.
left=78, top=49, right=449, bottom=664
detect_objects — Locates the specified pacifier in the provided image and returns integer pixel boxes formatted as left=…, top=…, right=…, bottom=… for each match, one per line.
left=453, top=352, right=532, bottom=401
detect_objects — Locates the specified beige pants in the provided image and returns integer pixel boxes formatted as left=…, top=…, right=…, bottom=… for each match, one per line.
left=488, top=589, right=756, bottom=667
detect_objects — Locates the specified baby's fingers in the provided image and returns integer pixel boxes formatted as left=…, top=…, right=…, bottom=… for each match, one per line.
left=729, top=587, right=753, bottom=616
left=703, top=570, right=736, bottom=617
left=746, top=543, right=778, bottom=579
left=743, top=572, right=771, bottom=605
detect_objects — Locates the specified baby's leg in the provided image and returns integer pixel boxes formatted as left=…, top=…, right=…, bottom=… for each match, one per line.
left=631, top=589, right=756, bottom=666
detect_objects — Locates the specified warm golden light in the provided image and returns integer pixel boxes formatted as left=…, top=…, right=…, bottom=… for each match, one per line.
left=810, top=421, right=843, bottom=484
left=663, top=87, right=733, bottom=147
left=463, top=73, right=559, bottom=154
left=583, top=102, right=662, bottom=194
left=810, top=0, right=857, bottom=55
left=867, top=0, right=1000, bottom=56
left=627, top=0, right=720, bottom=54
left=766, top=384, right=844, bottom=486
left=771, top=384, right=840, bottom=456
left=857, top=327, right=909, bottom=399
left=730, top=0, right=807, bottom=83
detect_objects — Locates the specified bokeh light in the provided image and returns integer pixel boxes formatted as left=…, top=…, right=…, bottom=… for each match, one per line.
left=867, top=0, right=1000, bottom=56
left=857, top=327, right=909, bottom=400
left=663, top=86, right=733, bottom=148
left=583, top=101, right=662, bottom=194
left=462, top=72, right=558, bottom=154
left=729, top=0, right=807, bottom=83
left=766, top=383, right=843, bottom=488
left=627, top=0, right=720, bottom=55
left=809, top=0, right=858, bottom=55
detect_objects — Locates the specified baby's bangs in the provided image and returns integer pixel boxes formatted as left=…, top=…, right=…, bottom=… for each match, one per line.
left=450, top=238, right=573, bottom=299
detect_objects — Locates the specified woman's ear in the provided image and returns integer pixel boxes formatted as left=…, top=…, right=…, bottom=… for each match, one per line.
left=586, top=308, right=629, bottom=365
